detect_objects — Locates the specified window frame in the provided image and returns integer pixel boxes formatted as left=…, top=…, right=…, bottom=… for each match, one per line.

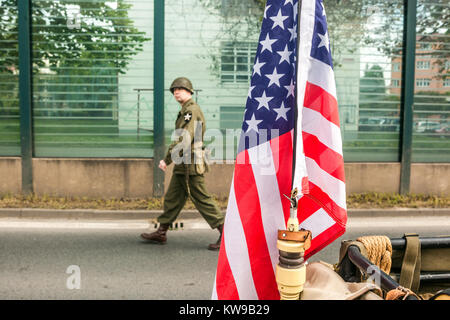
left=220, top=41, right=257, bottom=85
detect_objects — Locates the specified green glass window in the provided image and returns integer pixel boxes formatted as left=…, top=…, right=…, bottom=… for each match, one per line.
left=0, top=2, right=20, bottom=156
left=164, top=0, right=261, bottom=160
left=412, top=0, right=450, bottom=162
left=2, top=0, right=448, bottom=164
left=31, top=0, right=152, bottom=157
left=332, top=0, right=404, bottom=162
left=220, top=42, right=257, bottom=84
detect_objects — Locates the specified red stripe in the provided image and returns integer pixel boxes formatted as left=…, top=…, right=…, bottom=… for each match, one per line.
left=234, top=151, right=280, bottom=300
left=303, top=132, right=345, bottom=182
left=303, top=81, right=340, bottom=127
left=297, top=192, right=322, bottom=222
left=305, top=222, right=346, bottom=260
left=215, top=232, right=239, bottom=300
left=270, top=131, right=293, bottom=225
left=307, top=181, right=347, bottom=226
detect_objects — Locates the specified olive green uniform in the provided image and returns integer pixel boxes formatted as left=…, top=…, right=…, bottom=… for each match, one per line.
left=157, top=98, right=224, bottom=229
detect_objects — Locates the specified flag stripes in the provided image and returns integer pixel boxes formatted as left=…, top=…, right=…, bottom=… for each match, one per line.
left=305, top=157, right=347, bottom=209
left=302, top=107, right=343, bottom=157
left=306, top=58, right=337, bottom=98
left=213, top=0, right=347, bottom=300
left=294, top=0, right=347, bottom=268
left=234, top=152, right=280, bottom=300
left=248, top=142, right=286, bottom=271
left=303, top=82, right=339, bottom=126
left=269, top=132, right=294, bottom=224
left=303, top=132, right=345, bottom=181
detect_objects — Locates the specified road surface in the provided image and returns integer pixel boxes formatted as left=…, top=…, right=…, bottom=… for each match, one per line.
left=0, top=214, right=448, bottom=299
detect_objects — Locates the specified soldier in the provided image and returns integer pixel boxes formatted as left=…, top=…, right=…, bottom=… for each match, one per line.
left=140, top=77, right=225, bottom=250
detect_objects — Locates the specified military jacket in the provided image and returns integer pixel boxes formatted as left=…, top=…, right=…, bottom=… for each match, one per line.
left=164, top=98, right=207, bottom=175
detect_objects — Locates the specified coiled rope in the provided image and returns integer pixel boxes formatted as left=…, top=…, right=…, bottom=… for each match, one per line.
left=356, top=235, right=393, bottom=274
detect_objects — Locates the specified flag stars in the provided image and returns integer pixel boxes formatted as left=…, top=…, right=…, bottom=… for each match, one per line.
left=245, top=114, right=263, bottom=133
left=293, top=2, right=298, bottom=21
left=269, top=9, right=289, bottom=30
left=276, top=45, right=293, bottom=65
left=317, top=32, right=330, bottom=52
left=288, top=25, right=297, bottom=42
left=247, top=85, right=255, bottom=99
left=321, top=1, right=326, bottom=16
left=265, top=67, right=285, bottom=87
left=273, top=102, right=291, bottom=121
left=259, top=33, right=278, bottom=53
left=264, top=4, right=271, bottom=19
left=255, top=91, right=273, bottom=110
left=252, top=57, right=266, bottom=76
left=284, top=79, right=295, bottom=98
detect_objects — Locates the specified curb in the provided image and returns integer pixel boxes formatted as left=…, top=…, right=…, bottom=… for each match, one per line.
left=0, top=207, right=449, bottom=220
left=347, top=208, right=450, bottom=218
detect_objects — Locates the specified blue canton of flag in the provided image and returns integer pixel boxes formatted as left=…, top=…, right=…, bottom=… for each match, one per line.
left=310, top=0, right=333, bottom=67
left=241, top=0, right=298, bottom=152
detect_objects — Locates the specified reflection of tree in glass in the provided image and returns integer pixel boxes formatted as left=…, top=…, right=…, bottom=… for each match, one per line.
left=359, top=64, right=388, bottom=121
left=1, top=0, right=150, bottom=73
left=0, top=0, right=150, bottom=117
left=197, top=0, right=448, bottom=76
left=198, top=0, right=382, bottom=73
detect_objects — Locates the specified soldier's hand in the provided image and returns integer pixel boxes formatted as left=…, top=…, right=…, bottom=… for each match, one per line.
left=159, top=160, right=167, bottom=171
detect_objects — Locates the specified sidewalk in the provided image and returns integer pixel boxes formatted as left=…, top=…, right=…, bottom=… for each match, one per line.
left=0, top=207, right=449, bottom=220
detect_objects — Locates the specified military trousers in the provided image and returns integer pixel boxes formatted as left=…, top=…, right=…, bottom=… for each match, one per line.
left=158, top=173, right=225, bottom=229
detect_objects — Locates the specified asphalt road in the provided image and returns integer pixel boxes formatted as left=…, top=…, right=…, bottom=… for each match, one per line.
left=0, top=215, right=448, bottom=300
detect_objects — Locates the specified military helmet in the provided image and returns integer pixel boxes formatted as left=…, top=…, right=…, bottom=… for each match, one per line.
left=170, top=77, right=194, bottom=94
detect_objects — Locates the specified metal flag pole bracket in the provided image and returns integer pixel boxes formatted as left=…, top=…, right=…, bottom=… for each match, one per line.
left=276, top=190, right=312, bottom=300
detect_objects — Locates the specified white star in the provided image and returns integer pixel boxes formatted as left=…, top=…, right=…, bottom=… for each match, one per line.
left=247, top=85, right=255, bottom=98
left=274, top=102, right=291, bottom=121
left=288, top=25, right=297, bottom=42
left=260, top=33, right=278, bottom=53
left=284, top=78, right=295, bottom=98
left=265, top=67, right=285, bottom=87
left=252, top=57, right=266, bottom=76
left=276, top=45, right=292, bottom=64
left=264, top=4, right=271, bottom=19
left=255, top=91, right=273, bottom=110
left=321, top=2, right=326, bottom=16
left=270, top=9, right=289, bottom=30
left=317, top=32, right=330, bottom=52
left=245, top=114, right=263, bottom=133
left=294, top=2, right=298, bottom=21
left=184, top=113, right=192, bottom=121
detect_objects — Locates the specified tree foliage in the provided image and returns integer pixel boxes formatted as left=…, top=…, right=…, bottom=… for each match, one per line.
left=0, top=0, right=149, bottom=74
left=0, top=0, right=150, bottom=116
left=197, top=0, right=448, bottom=75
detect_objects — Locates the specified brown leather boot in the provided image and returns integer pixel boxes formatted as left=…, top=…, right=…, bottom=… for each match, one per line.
left=140, top=223, right=170, bottom=244
left=208, top=224, right=224, bottom=251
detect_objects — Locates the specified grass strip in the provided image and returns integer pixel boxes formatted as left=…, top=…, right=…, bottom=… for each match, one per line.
left=0, top=192, right=448, bottom=210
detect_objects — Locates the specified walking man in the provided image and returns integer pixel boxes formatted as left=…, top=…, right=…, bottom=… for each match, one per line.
left=140, top=77, right=225, bottom=250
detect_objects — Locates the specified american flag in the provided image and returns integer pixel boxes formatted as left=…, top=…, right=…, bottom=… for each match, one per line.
left=212, top=0, right=347, bottom=300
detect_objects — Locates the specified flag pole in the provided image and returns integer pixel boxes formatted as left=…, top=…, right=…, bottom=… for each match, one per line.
left=290, top=0, right=300, bottom=196
left=275, top=0, right=311, bottom=301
